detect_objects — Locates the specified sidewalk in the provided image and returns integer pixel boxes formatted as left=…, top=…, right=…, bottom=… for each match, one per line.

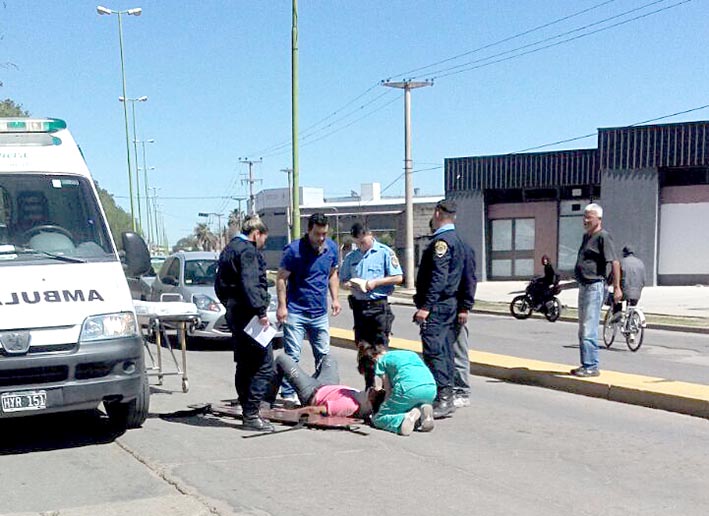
left=391, top=281, right=709, bottom=333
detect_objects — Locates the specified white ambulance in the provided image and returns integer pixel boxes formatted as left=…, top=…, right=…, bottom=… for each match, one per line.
left=0, top=118, right=149, bottom=429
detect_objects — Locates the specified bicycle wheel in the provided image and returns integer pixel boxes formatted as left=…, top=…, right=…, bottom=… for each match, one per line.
left=625, top=311, right=645, bottom=352
left=602, top=309, right=617, bottom=348
left=510, top=295, right=533, bottom=319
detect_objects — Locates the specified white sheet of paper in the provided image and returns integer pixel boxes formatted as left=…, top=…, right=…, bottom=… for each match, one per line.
left=243, top=315, right=277, bottom=347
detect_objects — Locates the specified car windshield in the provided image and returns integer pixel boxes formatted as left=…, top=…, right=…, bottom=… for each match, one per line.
left=184, top=259, right=218, bottom=285
left=0, top=174, right=115, bottom=264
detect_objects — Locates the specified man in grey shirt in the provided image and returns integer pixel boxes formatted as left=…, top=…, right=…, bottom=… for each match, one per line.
left=612, top=246, right=646, bottom=317
left=572, top=203, right=621, bottom=377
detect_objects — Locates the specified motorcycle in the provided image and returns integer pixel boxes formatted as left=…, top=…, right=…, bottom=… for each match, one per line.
left=509, top=278, right=563, bottom=322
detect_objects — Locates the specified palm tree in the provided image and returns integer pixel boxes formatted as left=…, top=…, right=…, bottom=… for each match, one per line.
left=193, top=223, right=217, bottom=251
left=227, top=208, right=244, bottom=240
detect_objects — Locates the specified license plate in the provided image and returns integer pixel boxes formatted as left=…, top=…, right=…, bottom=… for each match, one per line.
left=1, top=390, right=47, bottom=413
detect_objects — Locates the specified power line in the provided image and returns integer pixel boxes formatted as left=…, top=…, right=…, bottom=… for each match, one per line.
left=515, top=101, right=709, bottom=153
left=392, top=0, right=618, bottom=79
left=428, top=0, right=692, bottom=81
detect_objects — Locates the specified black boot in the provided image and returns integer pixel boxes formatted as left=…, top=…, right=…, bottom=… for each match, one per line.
left=432, top=388, right=456, bottom=419
left=242, top=415, right=275, bottom=432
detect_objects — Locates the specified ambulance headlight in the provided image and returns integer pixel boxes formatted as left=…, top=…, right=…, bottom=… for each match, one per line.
left=192, top=294, right=221, bottom=312
left=80, top=312, right=138, bottom=342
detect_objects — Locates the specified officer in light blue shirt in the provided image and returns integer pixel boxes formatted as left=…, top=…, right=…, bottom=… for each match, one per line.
left=341, top=223, right=403, bottom=388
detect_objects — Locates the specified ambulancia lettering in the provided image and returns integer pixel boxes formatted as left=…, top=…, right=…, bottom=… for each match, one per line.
left=0, top=289, right=104, bottom=306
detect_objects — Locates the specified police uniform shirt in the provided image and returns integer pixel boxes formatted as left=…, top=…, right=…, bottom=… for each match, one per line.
left=341, top=239, right=403, bottom=301
left=414, top=223, right=464, bottom=310
left=215, top=234, right=269, bottom=318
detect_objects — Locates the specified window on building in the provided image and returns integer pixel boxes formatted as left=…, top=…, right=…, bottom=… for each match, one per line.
left=489, top=218, right=535, bottom=279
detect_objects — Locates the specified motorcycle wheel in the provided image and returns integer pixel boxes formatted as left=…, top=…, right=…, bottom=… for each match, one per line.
left=510, top=295, right=533, bottom=319
left=544, top=298, right=562, bottom=322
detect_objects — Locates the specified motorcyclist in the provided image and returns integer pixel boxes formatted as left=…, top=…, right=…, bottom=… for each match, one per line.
left=528, top=255, right=558, bottom=309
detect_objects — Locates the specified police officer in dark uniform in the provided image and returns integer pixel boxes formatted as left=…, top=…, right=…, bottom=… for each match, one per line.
left=340, top=222, right=403, bottom=388
left=414, top=200, right=464, bottom=419
left=215, top=215, right=274, bottom=431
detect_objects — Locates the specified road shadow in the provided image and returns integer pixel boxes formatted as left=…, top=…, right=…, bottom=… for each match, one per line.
left=0, top=410, right=124, bottom=455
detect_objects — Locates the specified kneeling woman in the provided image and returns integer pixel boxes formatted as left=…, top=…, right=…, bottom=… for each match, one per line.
left=358, top=342, right=437, bottom=435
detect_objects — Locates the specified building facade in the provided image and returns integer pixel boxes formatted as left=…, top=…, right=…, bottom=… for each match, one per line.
left=256, top=183, right=442, bottom=278
left=446, top=120, right=709, bottom=286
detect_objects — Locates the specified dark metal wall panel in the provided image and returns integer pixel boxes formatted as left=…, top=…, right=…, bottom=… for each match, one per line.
left=445, top=149, right=598, bottom=192
left=599, top=121, right=709, bottom=170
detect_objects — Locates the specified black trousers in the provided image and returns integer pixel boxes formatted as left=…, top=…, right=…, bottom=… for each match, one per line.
left=420, top=299, right=457, bottom=393
left=349, top=296, right=394, bottom=388
left=227, top=311, right=274, bottom=418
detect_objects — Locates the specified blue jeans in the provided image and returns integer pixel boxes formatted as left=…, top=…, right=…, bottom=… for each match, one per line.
left=281, top=311, right=330, bottom=397
left=577, top=281, right=605, bottom=370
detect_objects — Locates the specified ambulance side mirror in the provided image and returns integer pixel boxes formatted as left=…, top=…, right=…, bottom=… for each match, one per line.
left=121, top=232, right=152, bottom=278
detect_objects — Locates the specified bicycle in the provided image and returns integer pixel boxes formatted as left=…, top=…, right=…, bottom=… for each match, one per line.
left=602, top=302, right=646, bottom=352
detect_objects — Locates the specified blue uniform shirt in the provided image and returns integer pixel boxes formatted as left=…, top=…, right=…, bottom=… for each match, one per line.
left=414, top=224, right=464, bottom=310
left=280, top=236, right=339, bottom=316
left=341, top=240, right=403, bottom=301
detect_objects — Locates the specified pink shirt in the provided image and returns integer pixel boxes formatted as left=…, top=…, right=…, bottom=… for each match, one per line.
left=312, top=385, right=360, bottom=417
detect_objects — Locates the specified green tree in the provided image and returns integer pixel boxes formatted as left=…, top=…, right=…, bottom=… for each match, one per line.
left=0, top=98, right=29, bottom=117
left=173, top=235, right=198, bottom=252
left=95, top=181, right=134, bottom=250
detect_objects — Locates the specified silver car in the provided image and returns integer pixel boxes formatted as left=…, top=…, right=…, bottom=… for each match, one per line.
left=150, top=251, right=282, bottom=345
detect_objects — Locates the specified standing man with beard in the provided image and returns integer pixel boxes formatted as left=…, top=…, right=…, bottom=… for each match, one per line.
left=215, top=215, right=274, bottom=431
left=276, top=213, right=341, bottom=403
left=414, top=200, right=464, bottom=419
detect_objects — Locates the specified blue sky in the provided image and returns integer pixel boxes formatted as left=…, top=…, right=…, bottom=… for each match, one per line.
left=2, top=0, right=708, bottom=245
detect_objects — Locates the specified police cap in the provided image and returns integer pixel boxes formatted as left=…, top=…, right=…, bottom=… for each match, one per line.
left=435, top=199, right=457, bottom=215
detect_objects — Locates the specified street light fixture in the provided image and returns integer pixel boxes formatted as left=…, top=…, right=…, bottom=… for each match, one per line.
left=97, top=4, right=143, bottom=231
left=119, top=95, right=148, bottom=234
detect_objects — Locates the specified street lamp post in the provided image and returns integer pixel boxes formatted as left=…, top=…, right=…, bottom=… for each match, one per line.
left=139, top=164, right=155, bottom=244
left=119, top=95, right=148, bottom=233
left=135, top=137, right=155, bottom=243
left=97, top=4, right=143, bottom=231
left=382, top=79, right=432, bottom=289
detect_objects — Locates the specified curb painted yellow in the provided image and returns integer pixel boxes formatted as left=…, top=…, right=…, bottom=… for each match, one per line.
left=329, top=327, right=709, bottom=419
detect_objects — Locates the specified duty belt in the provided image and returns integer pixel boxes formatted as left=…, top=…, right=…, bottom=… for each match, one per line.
left=348, top=295, right=388, bottom=308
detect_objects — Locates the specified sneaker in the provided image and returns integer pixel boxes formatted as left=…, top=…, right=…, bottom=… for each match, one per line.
left=453, top=395, right=470, bottom=408
left=570, top=366, right=600, bottom=378
left=399, top=407, right=421, bottom=436
left=417, top=404, right=435, bottom=432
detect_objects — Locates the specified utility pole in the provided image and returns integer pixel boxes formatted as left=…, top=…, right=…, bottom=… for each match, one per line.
left=238, top=157, right=262, bottom=216
left=281, top=168, right=293, bottom=241
left=291, top=0, right=300, bottom=240
left=382, top=79, right=433, bottom=290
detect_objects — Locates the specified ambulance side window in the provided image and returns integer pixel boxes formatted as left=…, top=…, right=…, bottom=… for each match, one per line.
left=0, top=187, right=9, bottom=244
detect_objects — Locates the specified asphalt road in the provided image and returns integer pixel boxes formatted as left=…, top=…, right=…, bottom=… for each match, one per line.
left=330, top=304, right=709, bottom=384
left=2, top=342, right=708, bottom=516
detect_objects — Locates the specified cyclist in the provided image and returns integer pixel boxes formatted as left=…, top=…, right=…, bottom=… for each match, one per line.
left=612, top=246, right=646, bottom=324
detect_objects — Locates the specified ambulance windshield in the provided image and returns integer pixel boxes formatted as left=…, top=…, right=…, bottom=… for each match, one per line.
left=0, top=174, right=115, bottom=263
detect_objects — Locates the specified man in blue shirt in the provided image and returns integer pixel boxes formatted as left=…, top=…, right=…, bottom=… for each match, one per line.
left=341, top=223, right=403, bottom=388
left=277, top=213, right=341, bottom=402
